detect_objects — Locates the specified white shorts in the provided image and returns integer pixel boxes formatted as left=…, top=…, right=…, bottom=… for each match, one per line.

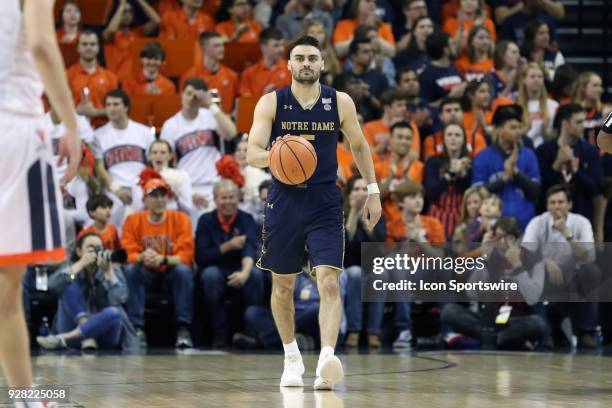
left=0, top=115, right=65, bottom=266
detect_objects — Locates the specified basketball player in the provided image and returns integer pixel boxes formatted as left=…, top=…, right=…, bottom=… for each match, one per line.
left=0, top=0, right=81, bottom=406
left=597, top=111, right=612, bottom=154
left=247, top=35, right=382, bottom=390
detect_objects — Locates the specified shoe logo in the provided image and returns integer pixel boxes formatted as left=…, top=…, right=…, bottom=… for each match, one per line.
left=284, top=104, right=293, bottom=110
left=266, top=203, right=274, bottom=209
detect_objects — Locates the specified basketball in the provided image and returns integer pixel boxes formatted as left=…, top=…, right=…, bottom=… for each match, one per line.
left=269, top=135, right=317, bottom=185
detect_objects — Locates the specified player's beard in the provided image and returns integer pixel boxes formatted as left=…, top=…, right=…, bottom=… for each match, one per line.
left=293, top=68, right=321, bottom=85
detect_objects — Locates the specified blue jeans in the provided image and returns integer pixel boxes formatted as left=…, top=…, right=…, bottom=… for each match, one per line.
left=200, top=266, right=264, bottom=335
left=243, top=303, right=320, bottom=348
left=124, top=263, right=194, bottom=327
left=344, top=266, right=385, bottom=335
left=56, top=281, right=122, bottom=348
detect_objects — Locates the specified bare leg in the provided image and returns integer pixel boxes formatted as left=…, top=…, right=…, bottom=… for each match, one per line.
left=0, top=266, right=32, bottom=387
left=271, top=273, right=298, bottom=344
left=315, top=267, right=342, bottom=349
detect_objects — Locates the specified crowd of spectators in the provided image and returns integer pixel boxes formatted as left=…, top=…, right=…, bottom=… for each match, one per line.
left=29, top=0, right=612, bottom=352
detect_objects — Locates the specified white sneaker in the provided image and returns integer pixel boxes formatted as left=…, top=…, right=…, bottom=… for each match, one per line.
left=314, top=355, right=344, bottom=390
left=280, top=353, right=305, bottom=387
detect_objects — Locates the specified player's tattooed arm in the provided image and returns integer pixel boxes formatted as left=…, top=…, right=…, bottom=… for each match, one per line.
left=247, top=92, right=276, bottom=168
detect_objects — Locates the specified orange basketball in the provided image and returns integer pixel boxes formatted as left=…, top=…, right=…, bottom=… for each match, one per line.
left=269, top=136, right=317, bottom=185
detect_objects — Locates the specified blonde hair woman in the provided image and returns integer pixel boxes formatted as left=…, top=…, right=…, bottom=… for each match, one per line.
left=515, top=62, right=558, bottom=147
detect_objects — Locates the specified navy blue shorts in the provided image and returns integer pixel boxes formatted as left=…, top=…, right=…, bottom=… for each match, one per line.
left=257, top=182, right=344, bottom=275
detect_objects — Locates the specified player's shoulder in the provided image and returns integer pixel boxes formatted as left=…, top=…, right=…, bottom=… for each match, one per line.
left=255, top=91, right=277, bottom=115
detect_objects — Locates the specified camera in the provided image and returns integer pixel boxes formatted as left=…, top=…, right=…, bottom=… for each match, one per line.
left=91, top=245, right=127, bottom=263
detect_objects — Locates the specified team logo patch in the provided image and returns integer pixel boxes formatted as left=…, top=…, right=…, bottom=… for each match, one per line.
left=324, top=104, right=331, bottom=111
left=322, top=98, right=332, bottom=104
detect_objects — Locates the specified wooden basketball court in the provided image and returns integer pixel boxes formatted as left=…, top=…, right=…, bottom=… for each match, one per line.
left=2, top=350, right=612, bottom=407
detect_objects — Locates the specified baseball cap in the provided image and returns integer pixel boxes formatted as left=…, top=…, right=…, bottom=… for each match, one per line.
left=143, top=178, right=170, bottom=196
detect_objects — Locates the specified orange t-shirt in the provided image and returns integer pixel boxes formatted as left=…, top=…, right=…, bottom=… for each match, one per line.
left=78, top=224, right=120, bottom=250
left=421, top=129, right=487, bottom=160
left=104, top=27, right=145, bottom=84
left=441, top=0, right=492, bottom=21
left=333, top=19, right=395, bottom=46
left=121, top=210, right=194, bottom=270
left=215, top=19, right=262, bottom=43
left=387, top=214, right=446, bottom=243
left=462, top=110, right=493, bottom=136
left=363, top=119, right=421, bottom=155
left=337, top=142, right=355, bottom=181
left=442, top=17, right=496, bottom=52
left=160, top=9, right=214, bottom=41
left=56, top=28, right=81, bottom=45
left=66, top=63, right=118, bottom=127
left=122, top=71, right=177, bottom=96
left=374, top=155, right=424, bottom=185
left=238, top=59, right=291, bottom=97
left=179, top=63, right=238, bottom=113
left=454, top=55, right=494, bottom=82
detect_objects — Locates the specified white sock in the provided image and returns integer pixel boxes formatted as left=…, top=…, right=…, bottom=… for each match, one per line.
left=319, top=346, right=334, bottom=361
left=283, top=340, right=300, bottom=356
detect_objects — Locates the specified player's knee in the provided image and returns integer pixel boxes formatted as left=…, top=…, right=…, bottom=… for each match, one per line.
left=319, top=274, right=340, bottom=299
left=0, top=275, right=22, bottom=319
left=272, top=282, right=293, bottom=300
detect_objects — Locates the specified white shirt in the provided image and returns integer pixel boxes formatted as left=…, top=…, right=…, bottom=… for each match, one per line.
left=522, top=211, right=595, bottom=267
left=44, top=113, right=94, bottom=181
left=0, top=0, right=44, bottom=117
left=160, top=108, right=220, bottom=187
left=526, top=98, right=558, bottom=148
left=93, top=119, right=155, bottom=188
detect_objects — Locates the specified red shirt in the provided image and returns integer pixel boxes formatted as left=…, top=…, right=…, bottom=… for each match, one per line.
left=161, top=9, right=214, bottom=41
left=215, top=19, right=262, bottom=43
left=180, top=63, right=239, bottom=113
left=122, top=71, right=177, bottom=96
left=104, top=27, right=145, bottom=84
left=238, top=59, right=291, bottom=98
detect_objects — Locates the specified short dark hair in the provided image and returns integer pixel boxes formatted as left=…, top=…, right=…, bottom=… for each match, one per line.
left=258, top=179, right=272, bottom=194
left=140, top=42, right=165, bottom=60
left=553, top=103, right=584, bottom=132
left=495, top=217, right=521, bottom=239
left=354, top=23, right=377, bottom=41
left=380, top=89, right=405, bottom=107
left=288, top=35, right=321, bottom=57
left=348, top=37, right=372, bottom=57
left=397, top=67, right=417, bottom=83
left=546, top=184, right=572, bottom=202
left=260, top=27, right=284, bottom=45
left=425, top=32, right=450, bottom=60
left=104, top=88, right=130, bottom=110
left=199, top=31, right=222, bottom=48
left=394, top=179, right=424, bottom=202
left=492, top=104, right=523, bottom=127
left=86, top=194, right=113, bottom=214
left=78, top=29, right=98, bottom=43
left=390, top=121, right=413, bottom=135
left=183, top=77, right=208, bottom=91
left=440, top=97, right=462, bottom=112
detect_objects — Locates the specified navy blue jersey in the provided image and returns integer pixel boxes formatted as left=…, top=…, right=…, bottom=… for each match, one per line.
left=270, top=85, right=340, bottom=186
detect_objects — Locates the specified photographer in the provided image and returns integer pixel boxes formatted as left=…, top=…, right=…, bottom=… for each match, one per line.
left=36, top=233, right=132, bottom=350
left=441, top=217, right=549, bottom=350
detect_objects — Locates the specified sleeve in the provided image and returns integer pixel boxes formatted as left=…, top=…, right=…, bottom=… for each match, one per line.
left=471, top=149, right=489, bottom=186
left=427, top=218, right=446, bottom=243
left=172, top=213, right=194, bottom=265
left=121, top=215, right=144, bottom=264
left=241, top=214, right=258, bottom=260
left=332, top=20, right=351, bottom=44
left=159, top=118, right=174, bottom=144
left=418, top=70, right=436, bottom=103
left=177, top=170, right=194, bottom=214
left=144, top=125, right=155, bottom=149
left=521, top=217, right=541, bottom=244
left=47, top=263, right=73, bottom=296
left=423, top=157, right=449, bottom=200
left=131, top=178, right=145, bottom=212
left=572, top=146, right=603, bottom=197
left=515, top=260, right=545, bottom=305
left=380, top=23, right=396, bottom=46
left=109, top=225, right=120, bottom=250
left=485, top=18, right=497, bottom=40
left=195, top=215, right=223, bottom=269
left=103, top=266, right=129, bottom=305
left=160, top=13, right=174, bottom=39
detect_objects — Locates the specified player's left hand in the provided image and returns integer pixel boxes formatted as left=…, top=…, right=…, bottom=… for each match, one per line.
left=362, top=193, right=382, bottom=230
left=58, top=127, right=82, bottom=187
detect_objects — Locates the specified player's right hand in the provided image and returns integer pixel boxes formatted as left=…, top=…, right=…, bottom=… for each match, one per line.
left=58, top=126, right=82, bottom=187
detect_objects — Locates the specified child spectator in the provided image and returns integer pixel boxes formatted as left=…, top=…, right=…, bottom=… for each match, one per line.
left=78, top=195, right=120, bottom=250
left=465, top=194, right=502, bottom=243
left=103, top=0, right=161, bottom=84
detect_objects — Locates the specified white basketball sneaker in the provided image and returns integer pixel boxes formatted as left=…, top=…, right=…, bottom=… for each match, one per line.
left=314, top=355, right=344, bottom=390
left=280, top=353, right=305, bottom=387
